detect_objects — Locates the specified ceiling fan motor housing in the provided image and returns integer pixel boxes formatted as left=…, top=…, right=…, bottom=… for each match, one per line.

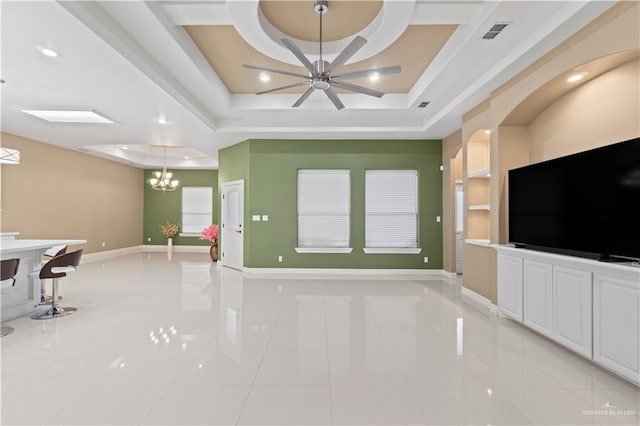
left=314, top=0, right=328, bottom=15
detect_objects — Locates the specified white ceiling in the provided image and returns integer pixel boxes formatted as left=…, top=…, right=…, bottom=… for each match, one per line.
left=0, top=0, right=616, bottom=168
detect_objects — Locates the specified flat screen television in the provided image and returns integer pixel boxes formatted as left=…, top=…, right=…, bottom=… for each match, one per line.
left=508, top=137, right=640, bottom=262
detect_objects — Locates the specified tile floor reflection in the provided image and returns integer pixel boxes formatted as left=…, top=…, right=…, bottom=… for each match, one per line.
left=1, top=252, right=638, bottom=425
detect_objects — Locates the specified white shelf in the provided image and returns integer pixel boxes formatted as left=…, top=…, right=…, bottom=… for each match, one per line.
left=465, top=239, right=490, bottom=247
left=468, top=204, right=490, bottom=211
left=468, top=169, right=491, bottom=178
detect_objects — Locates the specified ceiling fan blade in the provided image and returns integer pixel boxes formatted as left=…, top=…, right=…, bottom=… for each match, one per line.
left=292, top=87, right=315, bottom=108
left=281, top=39, right=317, bottom=75
left=327, top=36, right=367, bottom=73
left=333, top=65, right=401, bottom=81
left=332, top=81, right=384, bottom=98
left=257, top=82, right=310, bottom=95
left=324, top=87, right=345, bottom=110
left=243, top=64, right=310, bottom=80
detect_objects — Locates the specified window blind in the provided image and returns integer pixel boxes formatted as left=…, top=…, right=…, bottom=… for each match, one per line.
left=365, top=170, right=418, bottom=248
left=298, top=169, right=350, bottom=248
left=182, top=187, right=213, bottom=234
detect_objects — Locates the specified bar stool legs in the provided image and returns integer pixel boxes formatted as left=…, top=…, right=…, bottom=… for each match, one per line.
left=31, top=277, right=76, bottom=320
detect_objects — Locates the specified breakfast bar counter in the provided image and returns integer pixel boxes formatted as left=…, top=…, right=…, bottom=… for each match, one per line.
left=1, top=238, right=86, bottom=321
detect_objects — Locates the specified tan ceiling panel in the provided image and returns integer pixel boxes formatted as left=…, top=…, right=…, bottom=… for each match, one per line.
left=259, top=0, right=383, bottom=42
left=185, top=24, right=458, bottom=95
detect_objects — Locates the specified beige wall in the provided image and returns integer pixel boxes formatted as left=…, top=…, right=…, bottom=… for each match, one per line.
left=442, top=129, right=462, bottom=273
left=495, top=126, right=530, bottom=244
left=529, top=59, right=639, bottom=162
left=0, top=132, right=143, bottom=254
left=462, top=244, right=497, bottom=304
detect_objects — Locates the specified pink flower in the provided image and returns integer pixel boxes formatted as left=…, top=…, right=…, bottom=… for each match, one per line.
left=200, top=224, right=219, bottom=242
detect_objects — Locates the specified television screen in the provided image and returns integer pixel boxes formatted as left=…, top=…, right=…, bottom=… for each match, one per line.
left=508, top=137, right=640, bottom=261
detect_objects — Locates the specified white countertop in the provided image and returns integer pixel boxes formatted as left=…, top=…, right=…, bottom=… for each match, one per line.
left=0, top=239, right=87, bottom=255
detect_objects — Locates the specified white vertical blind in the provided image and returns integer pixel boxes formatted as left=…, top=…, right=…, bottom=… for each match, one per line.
left=365, top=170, right=418, bottom=248
left=298, top=169, right=350, bottom=248
left=182, top=187, right=213, bottom=234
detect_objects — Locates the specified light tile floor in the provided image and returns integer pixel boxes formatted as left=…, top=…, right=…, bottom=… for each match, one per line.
left=1, top=252, right=638, bottom=425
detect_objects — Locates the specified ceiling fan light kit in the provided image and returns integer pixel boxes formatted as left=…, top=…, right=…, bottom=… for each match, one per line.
left=243, top=0, right=401, bottom=110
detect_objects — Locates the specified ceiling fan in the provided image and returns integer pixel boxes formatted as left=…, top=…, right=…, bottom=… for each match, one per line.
left=243, top=0, right=401, bottom=110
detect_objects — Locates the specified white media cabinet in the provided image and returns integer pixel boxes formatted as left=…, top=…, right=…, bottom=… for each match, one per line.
left=496, top=245, right=640, bottom=385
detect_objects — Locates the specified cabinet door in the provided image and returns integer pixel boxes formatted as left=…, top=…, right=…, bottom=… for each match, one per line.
left=498, top=254, right=523, bottom=322
left=552, top=266, right=592, bottom=357
left=593, top=274, right=640, bottom=385
left=523, top=259, right=553, bottom=337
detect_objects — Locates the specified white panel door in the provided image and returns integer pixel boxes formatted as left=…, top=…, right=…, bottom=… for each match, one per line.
left=552, top=266, right=592, bottom=357
left=221, top=180, right=244, bottom=270
left=593, top=273, right=640, bottom=385
left=523, top=259, right=553, bottom=337
left=498, top=254, right=523, bottom=322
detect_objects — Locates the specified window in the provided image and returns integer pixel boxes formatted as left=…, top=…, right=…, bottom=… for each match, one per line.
left=364, top=169, right=421, bottom=254
left=296, top=169, right=352, bottom=253
left=181, top=187, right=213, bottom=236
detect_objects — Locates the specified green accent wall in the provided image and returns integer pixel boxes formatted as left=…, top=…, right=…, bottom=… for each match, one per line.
left=143, top=169, right=218, bottom=246
left=218, top=139, right=443, bottom=269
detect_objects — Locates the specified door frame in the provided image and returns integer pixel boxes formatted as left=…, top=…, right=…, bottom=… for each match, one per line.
left=221, top=179, right=244, bottom=270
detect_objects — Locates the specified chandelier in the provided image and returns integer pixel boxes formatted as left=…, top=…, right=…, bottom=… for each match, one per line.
left=150, top=146, right=179, bottom=192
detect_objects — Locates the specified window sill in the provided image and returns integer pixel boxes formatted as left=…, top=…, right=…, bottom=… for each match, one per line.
left=363, top=248, right=422, bottom=254
left=295, top=247, right=353, bottom=254
left=179, top=232, right=201, bottom=238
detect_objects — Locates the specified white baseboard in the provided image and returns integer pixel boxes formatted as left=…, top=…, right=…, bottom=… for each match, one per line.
left=243, top=267, right=452, bottom=279
left=461, top=286, right=498, bottom=314
left=142, top=245, right=210, bottom=253
left=80, top=246, right=143, bottom=264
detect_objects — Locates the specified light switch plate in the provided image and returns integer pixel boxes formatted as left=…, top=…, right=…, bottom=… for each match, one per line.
left=252, top=215, right=261, bottom=221
left=262, top=215, right=269, bottom=221
left=436, top=216, right=441, bottom=222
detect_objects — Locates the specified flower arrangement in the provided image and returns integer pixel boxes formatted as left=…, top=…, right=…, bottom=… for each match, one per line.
left=200, top=224, right=219, bottom=244
left=160, top=222, right=180, bottom=239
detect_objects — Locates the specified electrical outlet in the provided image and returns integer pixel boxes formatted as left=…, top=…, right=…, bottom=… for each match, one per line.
left=147, top=237, right=152, bottom=242
left=102, top=242, right=106, bottom=247
left=262, top=215, right=269, bottom=221
left=424, top=256, right=429, bottom=263
left=278, top=255, right=283, bottom=262
left=252, top=215, right=261, bottom=221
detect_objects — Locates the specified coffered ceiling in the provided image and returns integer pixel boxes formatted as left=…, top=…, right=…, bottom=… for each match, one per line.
left=0, top=0, right=620, bottom=168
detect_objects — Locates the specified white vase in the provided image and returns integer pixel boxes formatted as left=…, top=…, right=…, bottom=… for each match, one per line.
left=167, top=237, right=173, bottom=252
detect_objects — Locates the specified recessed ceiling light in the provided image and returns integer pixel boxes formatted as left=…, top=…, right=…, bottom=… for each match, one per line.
left=157, top=117, right=168, bottom=124
left=567, top=73, right=585, bottom=83
left=20, top=109, right=115, bottom=123
left=36, top=46, right=59, bottom=57
left=369, top=72, right=380, bottom=82
left=259, top=73, right=270, bottom=82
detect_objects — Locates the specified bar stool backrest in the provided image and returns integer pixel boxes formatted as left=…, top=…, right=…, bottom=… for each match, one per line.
left=1, top=258, right=20, bottom=285
left=39, top=249, right=83, bottom=280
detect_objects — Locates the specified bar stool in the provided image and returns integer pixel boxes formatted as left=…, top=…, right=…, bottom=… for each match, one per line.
left=1, top=258, right=21, bottom=336
left=39, top=245, right=67, bottom=304
left=31, top=249, right=83, bottom=320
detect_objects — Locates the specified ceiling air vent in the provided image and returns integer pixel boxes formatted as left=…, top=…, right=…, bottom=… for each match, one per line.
left=418, top=101, right=430, bottom=108
left=482, top=23, right=509, bottom=40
